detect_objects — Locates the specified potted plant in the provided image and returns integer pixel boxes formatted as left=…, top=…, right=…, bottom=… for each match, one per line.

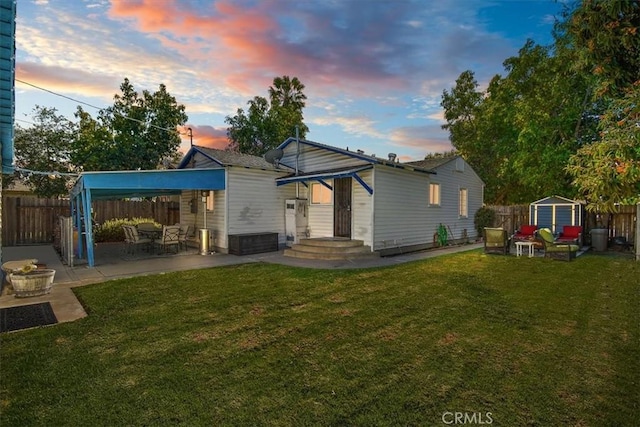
left=8, top=262, right=56, bottom=298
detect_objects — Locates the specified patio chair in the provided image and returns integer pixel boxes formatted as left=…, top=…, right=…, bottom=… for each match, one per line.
left=177, top=224, right=192, bottom=252
left=512, top=224, right=538, bottom=242
left=483, top=227, right=509, bottom=255
left=538, top=228, right=579, bottom=261
left=122, top=225, right=133, bottom=254
left=125, top=225, right=153, bottom=255
left=556, top=225, right=583, bottom=246
left=157, top=225, right=181, bottom=254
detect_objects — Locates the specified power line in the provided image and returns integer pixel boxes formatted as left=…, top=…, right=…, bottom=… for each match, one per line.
left=16, top=78, right=105, bottom=111
left=15, top=78, right=189, bottom=134
left=15, top=118, right=36, bottom=126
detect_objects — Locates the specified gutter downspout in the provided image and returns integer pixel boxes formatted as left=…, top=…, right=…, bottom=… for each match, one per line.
left=295, top=127, right=300, bottom=199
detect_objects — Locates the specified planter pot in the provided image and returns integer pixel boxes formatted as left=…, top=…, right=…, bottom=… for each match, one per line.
left=9, top=269, right=56, bottom=298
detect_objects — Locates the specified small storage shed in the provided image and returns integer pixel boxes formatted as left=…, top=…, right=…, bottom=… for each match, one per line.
left=530, top=196, right=584, bottom=233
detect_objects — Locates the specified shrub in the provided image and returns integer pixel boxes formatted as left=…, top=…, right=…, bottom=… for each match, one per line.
left=93, top=217, right=159, bottom=242
left=474, top=207, right=496, bottom=237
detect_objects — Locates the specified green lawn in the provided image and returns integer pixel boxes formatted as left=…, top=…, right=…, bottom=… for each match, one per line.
left=1, top=251, right=638, bottom=426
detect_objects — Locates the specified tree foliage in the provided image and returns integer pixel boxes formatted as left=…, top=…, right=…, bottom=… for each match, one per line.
left=440, top=1, right=636, bottom=207
left=226, top=76, right=309, bottom=156
left=11, top=106, right=77, bottom=197
left=72, top=78, right=187, bottom=171
left=441, top=41, right=595, bottom=204
left=564, top=0, right=640, bottom=212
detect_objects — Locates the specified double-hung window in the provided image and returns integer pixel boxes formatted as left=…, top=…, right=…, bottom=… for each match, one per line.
left=429, top=183, right=441, bottom=206
left=459, top=188, right=468, bottom=217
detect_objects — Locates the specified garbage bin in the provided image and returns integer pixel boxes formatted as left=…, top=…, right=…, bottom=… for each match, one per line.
left=199, top=228, right=210, bottom=255
left=590, top=228, right=608, bottom=252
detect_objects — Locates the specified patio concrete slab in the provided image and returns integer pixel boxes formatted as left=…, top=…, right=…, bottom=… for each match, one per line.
left=1, top=242, right=484, bottom=329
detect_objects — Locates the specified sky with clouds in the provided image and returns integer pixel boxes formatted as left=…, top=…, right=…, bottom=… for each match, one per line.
left=14, top=0, right=564, bottom=161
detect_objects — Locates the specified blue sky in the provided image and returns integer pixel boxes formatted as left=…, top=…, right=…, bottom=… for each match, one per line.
left=14, top=0, right=565, bottom=161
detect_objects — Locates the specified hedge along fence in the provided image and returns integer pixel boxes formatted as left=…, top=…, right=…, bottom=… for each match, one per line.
left=2, top=197, right=180, bottom=246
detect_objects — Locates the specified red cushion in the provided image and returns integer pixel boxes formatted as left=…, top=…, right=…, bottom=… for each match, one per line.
left=519, top=225, right=537, bottom=236
left=562, top=226, right=582, bottom=238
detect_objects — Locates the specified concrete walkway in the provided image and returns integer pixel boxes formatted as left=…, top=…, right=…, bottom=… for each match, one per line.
left=1, top=242, right=483, bottom=327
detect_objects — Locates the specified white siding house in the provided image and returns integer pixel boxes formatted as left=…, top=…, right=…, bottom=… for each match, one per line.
left=178, top=146, right=294, bottom=253
left=274, top=138, right=485, bottom=255
left=177, top=139, right=483, bottom=256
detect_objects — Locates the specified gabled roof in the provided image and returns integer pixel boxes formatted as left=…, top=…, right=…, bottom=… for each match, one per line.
left=530, top=195, right=582, bottom=205
left=178, top=145, right=278, bottom=170
left=278, top=137, right=381, bottom=163
left=404, top=156, right=457, bottom=170
left=277, top=137, right=435, bottom=174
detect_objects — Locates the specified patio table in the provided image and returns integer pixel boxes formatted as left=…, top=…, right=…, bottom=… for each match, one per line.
left=515, top=241, right=536, bottom=258
left=136, top=226, right=163, bottom=253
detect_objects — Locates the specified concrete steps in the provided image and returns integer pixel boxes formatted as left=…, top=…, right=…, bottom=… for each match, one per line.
left=284, top=237, right=379, bottom=260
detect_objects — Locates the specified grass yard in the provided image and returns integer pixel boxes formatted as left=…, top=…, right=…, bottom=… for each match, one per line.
left=1, top=250, right=638, bottom=426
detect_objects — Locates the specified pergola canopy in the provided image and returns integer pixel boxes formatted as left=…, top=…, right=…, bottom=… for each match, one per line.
left=71, top=168, right=225, bottom=200
left=70, top=168, right=226, bottom=267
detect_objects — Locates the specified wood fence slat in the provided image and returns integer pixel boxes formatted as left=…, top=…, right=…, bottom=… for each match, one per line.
left=2, top=197, right=180, bottom=245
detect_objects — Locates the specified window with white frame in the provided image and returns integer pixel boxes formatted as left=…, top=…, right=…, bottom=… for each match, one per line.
left=459, top=188, right=468, bottom=217
left=429, top=183, right=441, bottom=206
left=311, top=182, right=332, bottom=204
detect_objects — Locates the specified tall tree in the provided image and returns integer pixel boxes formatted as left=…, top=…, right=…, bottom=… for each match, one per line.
left=565, top=0, right=640, bottom=212
left=567, top=88, right=640, bottom=212
left=442, top=39, right=595, bottom=204
left=441, top=70, right=511, bottom=203
left=71, top=78, right=188, bottom=171
left=11, top=106, right=77, bottom=197
left=226, top=75, right=308, bottom=156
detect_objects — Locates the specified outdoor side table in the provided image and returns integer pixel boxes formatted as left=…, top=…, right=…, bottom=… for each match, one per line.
left=515, top=241, right=535, bottom=258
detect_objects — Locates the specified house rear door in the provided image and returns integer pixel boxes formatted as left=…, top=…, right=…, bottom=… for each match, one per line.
left=334, top=177, right=352, bottom=238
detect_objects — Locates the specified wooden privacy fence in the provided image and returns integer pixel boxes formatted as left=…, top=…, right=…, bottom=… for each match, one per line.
left=2, top=197, right=180, bottom=246
left=485, top=204, right=637, bottom=244
left=485, top=205, right=529, bottom=236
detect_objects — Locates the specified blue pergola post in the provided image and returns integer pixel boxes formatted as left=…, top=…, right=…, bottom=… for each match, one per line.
left=73, top=193, right=83, bottom=259
left=82, top=188, right=95, bottom=267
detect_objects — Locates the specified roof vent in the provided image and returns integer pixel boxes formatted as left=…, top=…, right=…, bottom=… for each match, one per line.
left=388, top=153, right=397, bottom=162
left=356, top=149, right=364, bottom=154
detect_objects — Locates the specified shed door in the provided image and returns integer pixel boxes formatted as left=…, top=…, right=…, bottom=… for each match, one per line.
left=334, top=177, right=352, bottom=238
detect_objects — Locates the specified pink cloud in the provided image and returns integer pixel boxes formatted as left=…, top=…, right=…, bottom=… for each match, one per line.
left=107, top=0, right=409, bottom=97
left=390, top=125, right=453, bottom=159
left=16, top=62, right=118, bottom=100
left=179, top=124, right=229, bottom=153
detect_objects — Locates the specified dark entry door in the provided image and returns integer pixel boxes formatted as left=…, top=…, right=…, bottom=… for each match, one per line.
left=333, top=177, right=352, bottom=238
